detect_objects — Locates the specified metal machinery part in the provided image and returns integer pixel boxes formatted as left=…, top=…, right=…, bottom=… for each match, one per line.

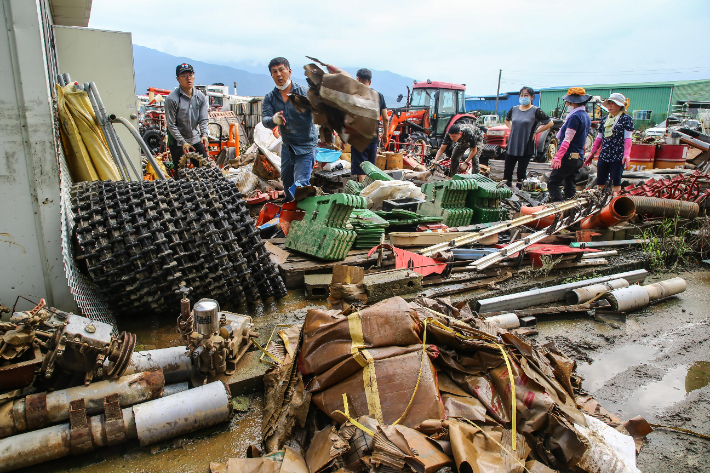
left=116, top=346, right=193, bottom=384
left=41, top=311, right=136, bottom=385
left=0, top=382, right=231, bottom=472
left=177, top=285, right=258, bottom=377
left=70, top=167, right=287, bottom=317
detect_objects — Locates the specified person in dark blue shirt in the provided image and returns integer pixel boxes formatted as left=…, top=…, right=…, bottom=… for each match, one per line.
left=262, top=57, right=318, bottom=201
left=351, top=68, right=389, bottom=182
left=549, top=87, right=592, bottom=202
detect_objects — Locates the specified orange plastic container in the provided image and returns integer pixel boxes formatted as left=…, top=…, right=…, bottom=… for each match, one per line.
left=628, top=144, right=656, bottom=172
left=654, top=144, right=688, bottom=169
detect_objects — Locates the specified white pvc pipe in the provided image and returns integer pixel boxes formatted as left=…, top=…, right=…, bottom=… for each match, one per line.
left=643, top=278, right=686, bottom=302
left=485, top=313, right=520, bottom=329
left=565, top=279, right=630, bottom=304
left=606, top=286, right=650, bottom=312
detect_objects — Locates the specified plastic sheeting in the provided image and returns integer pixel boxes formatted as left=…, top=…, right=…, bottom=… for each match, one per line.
left=359, top=180, right=426, bottom=211
left=253, top=122, right=282, bottom=172
left=56, top=84, right=120, bottom=182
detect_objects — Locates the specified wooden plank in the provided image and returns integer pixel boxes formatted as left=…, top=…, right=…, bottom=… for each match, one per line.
left=264, top=241, right=290, bottom=266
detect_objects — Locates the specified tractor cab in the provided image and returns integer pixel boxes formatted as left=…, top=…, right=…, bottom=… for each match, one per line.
left=383, top=81, right=478, bottom=158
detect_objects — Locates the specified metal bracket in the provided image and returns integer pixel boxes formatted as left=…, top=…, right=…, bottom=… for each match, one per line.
left=69, top=398, right=93, bottom=455
left=103, top=393, right=126, bottom=446
left=25, top=392, right=48, bottom=430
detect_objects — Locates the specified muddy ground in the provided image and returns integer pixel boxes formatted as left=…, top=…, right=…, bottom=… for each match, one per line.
left=22, top=270, right=710, bottom=472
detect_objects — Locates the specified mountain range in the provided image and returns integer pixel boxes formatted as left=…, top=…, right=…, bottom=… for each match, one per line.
left=132, top=45, right=416, bottom=106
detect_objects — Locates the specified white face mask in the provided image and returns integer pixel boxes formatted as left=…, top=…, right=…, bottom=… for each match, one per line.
left=276, top=78, right=292, bottom=91
left=567, top=104, right=575, bottom=113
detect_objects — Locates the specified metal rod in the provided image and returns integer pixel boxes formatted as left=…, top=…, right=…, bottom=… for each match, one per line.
left=111, top=120, right=141, bottom=180
left=89, top=82, right=134, bottom=180
left=570, top=239, right=650, bottom=249
left=84, top=82, right=128, bottom=180
left=419, top=197, right=592, bottom=257
left=56, top=74, right=65, bottom=87
left=110, top=115, right=166, bottom=180
left=474, top=269, right=648, bottom=313
left=61, top=72, right=71, bottom=85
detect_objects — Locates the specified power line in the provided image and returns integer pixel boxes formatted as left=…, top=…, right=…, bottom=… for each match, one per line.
left=503, top=68, right=710, bottom=78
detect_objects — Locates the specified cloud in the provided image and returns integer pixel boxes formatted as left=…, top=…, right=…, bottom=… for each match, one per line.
left=89, top=0, right=710, bottom=94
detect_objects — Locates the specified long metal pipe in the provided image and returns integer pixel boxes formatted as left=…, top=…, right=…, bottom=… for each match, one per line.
left=88, top=82, right=137, bottom=180
left=84, top=82, right=128, bottom=180
left=0, top=370, right=164, bottom=438
left=61, top=72, right=71, bottom=85
left=570, top=239, right=650, bottom=249
left=114, top=346, right=193, bottom=384
left=420, top=196, right=593, bottom=256
left=565, top=279, right=629, bottom=304
left=475, top=269, right=648, bottom=313
left=0, top=382, right=231, bottom=472
left=110, top=115, right=166, bottom=180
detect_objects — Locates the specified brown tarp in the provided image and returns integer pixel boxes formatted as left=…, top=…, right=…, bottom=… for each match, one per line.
left=299, top=297, right=422, bottom=376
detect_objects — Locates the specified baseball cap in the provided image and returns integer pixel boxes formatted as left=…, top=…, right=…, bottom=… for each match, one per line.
left=176, top=63, right=194, bottom=76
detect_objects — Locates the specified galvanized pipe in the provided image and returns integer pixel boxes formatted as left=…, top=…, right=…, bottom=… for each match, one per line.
left=475, top=269, right=648, bottom=313
left=643, top=277, right=687, bottom=302
left=605, top=285, right=650, bottom=312
left=626, top=196, right=699, bottom=220
left=0, top=382, right=230, bottom=472
left=0, top=370, right=164, bottom=438
left=116, top=346, right=193, bottom=384
left=565, top=279, right=630, bottom=304
left=110, top=115, right=166, bottom=180
left=61, top=72, right=71, bottom=85
left=84, top=82, right=128, bottom=180
left=570, top=239, right=650, bottom=249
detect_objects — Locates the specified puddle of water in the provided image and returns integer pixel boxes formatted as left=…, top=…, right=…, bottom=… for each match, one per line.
left=612, top=361, right=710, bottom=418
left=576, top=344, right=658, bottom=392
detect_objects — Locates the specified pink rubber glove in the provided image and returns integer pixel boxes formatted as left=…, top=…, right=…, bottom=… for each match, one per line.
left=552, top=141, right=569, bottom=169
left=586, top=136, right=603, bottom=165
left=623, top=138, right=632, bottom=169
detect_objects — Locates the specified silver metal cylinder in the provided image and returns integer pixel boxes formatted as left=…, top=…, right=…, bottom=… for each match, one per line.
left=193, top=299, right=220, bottom=335
left=485, top=313, right=520, bottom=329
left=606, top=285, right=650, bottom=312
left=565, top=279, right=630, bottom=304
left=117, top=346, right=193, bottom=384
left=0, top=371, right=164, bottom=438
left=643, top=278, right=687, bottom=302
left=132, top=381, right=231, bottom=446
left=162, top=382, right=190, bottom=397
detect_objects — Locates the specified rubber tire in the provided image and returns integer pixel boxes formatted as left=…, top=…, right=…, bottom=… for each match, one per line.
left=142, top=129, right=163, bottom=153
left=537, top=134, right=558, bottom=163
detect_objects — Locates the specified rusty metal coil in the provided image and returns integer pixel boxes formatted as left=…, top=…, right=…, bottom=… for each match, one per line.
left=626, top=196, right=700, bottom=219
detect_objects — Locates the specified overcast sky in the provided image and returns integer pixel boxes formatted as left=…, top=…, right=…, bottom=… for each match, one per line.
left=90, top=0, right=710, bottom=94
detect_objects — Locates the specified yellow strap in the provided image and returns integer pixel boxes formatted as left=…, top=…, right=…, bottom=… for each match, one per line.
left=333, top=393, right=376, bottom=437
left=348, top=311, right=366, bottom=353
left=459, top=418, right=531, bottom=473
left=362, top=350, right=384, bottom=424
left=392, top=318, right=429, bottom=425
left=252, top=339, right=283, bottom=365
left=492, top=343, right=517, bottom=451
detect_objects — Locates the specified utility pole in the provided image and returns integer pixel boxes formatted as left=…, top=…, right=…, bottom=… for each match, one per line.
left=494, top=69, right=502, bottom=117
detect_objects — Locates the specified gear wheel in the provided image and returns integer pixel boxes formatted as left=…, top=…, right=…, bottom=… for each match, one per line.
left=177, top=152, right=215, bottom=171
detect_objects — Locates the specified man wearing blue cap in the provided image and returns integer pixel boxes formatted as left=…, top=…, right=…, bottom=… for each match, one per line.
left=165, top=63, right=209, bottom=170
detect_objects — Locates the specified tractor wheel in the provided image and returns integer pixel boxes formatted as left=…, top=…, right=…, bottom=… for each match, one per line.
left=408, top=131, right=431, bottom=158
left=141, top=129, right=163, bottom=154
left=585, top=129, right=598, bottom=156
left=537, top=134, right=558, bottom=163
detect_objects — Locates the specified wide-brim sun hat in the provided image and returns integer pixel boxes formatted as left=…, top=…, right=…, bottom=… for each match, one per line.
left=603, top=92, right=627, bottom=110
left=563, top=87, right=592, bottom=104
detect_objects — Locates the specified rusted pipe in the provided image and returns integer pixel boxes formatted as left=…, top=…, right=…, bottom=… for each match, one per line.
left=626, top=196, right=699, bottom=219
left=114, top=346, right=193, bottom=384
left=0, top=370, right=164, bottom=438
left=565, top=279, right=630, bottom=304
left=579, top=196, right=636, bottom=229
left=0, top=382, right=231, bottom=472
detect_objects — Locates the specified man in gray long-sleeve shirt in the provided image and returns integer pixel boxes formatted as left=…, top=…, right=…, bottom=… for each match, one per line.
left=165, top=63, right=209, bottom=170
left=262, top=57, right=318, bottom=201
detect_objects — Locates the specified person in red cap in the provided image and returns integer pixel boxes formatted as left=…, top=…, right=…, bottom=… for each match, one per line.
left=548, top=87, right=592, bottom=202
left=585, top=93, right=634, bottom=194
left=165, top=63, right=209, bottom=170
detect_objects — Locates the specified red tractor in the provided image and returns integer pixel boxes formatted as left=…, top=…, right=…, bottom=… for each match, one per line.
left=382, top=81, right=480, bottom=160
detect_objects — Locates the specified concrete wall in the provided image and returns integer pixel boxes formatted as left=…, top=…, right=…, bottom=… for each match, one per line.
left=0, top=0, right=75, bottom=311
left=54, top=26, right=140, bottom=174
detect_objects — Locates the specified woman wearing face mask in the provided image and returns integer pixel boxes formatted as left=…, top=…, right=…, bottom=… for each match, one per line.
left=584, top=93, right=634, bottom=194
left=548, top=87, right=592, bottom=202
left=503, top=87, right=554, bottom=188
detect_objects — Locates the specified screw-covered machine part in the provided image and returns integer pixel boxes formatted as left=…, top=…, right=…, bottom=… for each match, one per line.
left=70, top=168, right=287, bottom=317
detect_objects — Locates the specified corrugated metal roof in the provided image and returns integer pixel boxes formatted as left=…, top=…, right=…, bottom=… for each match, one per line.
left=542, top=79, right=710, bottom=91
